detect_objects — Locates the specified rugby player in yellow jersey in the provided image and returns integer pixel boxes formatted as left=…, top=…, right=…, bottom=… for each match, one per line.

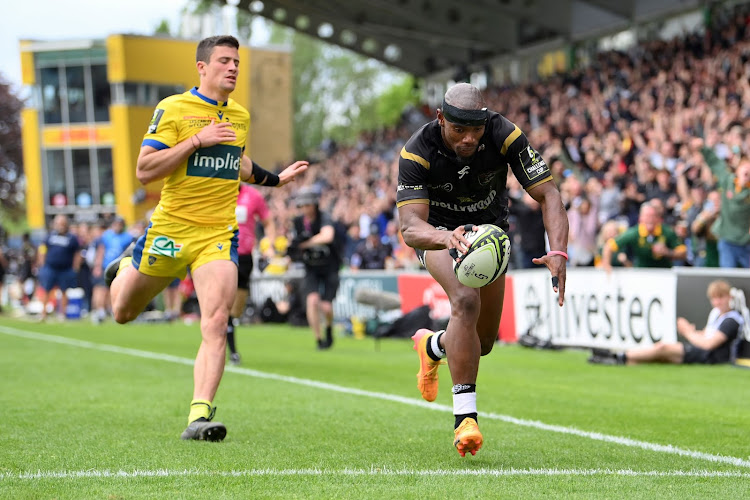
left=106, top=35, right=308, bottom=441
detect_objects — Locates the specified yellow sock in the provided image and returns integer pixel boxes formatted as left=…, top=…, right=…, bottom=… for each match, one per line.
left=117, top=256, right=133, bottom=273
left=188, top=399, right=213, bottom=424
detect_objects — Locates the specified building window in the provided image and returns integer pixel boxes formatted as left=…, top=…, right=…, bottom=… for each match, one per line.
left=72, top=148, right=93, bottom=206
left=91, top=64, right=110, bottom=122
left=45, top=149, right=68, bottom=205
left=65, top=65, right=87, bottom=123
left=96, top=148, right=114, bottom=205
left=40, top=67, right=62, bottom=124
left=113, top=82, right=184, bottom=106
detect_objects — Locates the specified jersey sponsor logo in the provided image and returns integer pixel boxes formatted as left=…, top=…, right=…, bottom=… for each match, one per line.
left=430, top=189, right=497, bottom=212
left=148, top=236, right=183, bottom=258
left=398, top=183, right=424, bottom=191
left=187, top=144, right=242, bottom=180
left=458, top=166, right=471, bottom=179
left=521, top=145, right=548, bottom=180
left=48, top=234, right=73, bottom=247
left=147, top=109, right=165, bottom=134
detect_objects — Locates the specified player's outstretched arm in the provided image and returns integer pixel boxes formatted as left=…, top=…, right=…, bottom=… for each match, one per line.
left=276, top=160, right=309, bottom=186
left=529, top=180, right=569, bottom=306
left=240, top=156, right=308, bottom=187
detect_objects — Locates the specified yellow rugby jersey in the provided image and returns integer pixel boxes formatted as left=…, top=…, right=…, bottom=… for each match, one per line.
left=142, top=87, right=249, bottom=227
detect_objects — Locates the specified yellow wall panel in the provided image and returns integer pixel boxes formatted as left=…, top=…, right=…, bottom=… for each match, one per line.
left=109, top=35, right=198, bottom=90
left=248, top=48, right=292, bottom=168
left=19, top=41, right=35, bottom=85
left=21, top=109, right=44, bottom=229
left=110, top=104, right=166, bottom=224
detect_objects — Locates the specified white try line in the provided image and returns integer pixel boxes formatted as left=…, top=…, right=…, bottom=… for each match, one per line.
left=2, top=325, right=749, bottom=470
left=3, top=467, right=750, bottom=481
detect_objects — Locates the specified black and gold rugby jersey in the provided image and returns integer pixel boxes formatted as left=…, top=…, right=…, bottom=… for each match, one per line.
left=396, top=112, right=552, bottom=231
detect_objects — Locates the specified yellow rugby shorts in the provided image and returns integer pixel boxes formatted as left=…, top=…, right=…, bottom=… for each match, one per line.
left=132, top=220, right=239, bottom=279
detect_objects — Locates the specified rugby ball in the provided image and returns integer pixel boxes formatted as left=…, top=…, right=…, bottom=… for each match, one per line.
left=453, top=224, right=511, bottom=288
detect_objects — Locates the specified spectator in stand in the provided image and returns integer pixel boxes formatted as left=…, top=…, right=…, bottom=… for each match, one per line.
left=342, top=223, right=363, bottom=268
left=350, top=223, right=393, bottom=270
left=37, top=215, right=81, bottom=321
left=18, top=233, right=38, bottom=304
left=92, top=217, right=134, bottom=323
left=258, top=225, right=291, bottom=275
left=696, top=137, right=750, bottom=268
left=690, top=189, right=721, bottom=268
left=82, top=222, right=105, bottom=316
left=594, top=220, right=630, bottom=268
left=75, top=222, right=95, bottom=316
left=601, top=202, right=686, bottom=272
left=508, top=190, right=547, bottom=269
left=567, top=195, right=599, bottom=267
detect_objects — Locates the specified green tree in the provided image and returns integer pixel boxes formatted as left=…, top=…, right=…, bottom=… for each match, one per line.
left=288, top=31, right=416, bottom=156
left=0, top=75, right=25, bottom=222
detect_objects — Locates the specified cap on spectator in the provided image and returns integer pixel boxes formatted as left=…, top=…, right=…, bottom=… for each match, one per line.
left=295, top=187, right=320, bottom=207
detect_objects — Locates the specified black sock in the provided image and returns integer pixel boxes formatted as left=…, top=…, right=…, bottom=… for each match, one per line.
left=325, top=324, right=333, bottom=344
left=454, top=413, right=478, bottom=429
left=226, top=316, right=237, bottom=354
left=616, top=352, right=627, bottom=364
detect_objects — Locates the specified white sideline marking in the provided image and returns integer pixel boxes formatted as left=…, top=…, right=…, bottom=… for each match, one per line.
left=2, top=468, right=750, bottom=481
left=2, top=325, right=750, bottom=470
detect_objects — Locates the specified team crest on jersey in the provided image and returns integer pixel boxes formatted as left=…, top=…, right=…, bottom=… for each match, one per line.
left=478, top=172, right=497, bottom=186
left=149, top=236, right=183, bottom=258
left=148, top=256, right=157, bottom=265
left=147, top=109, right=165, bottom=134
left=187, top=144, right=242, bottom=180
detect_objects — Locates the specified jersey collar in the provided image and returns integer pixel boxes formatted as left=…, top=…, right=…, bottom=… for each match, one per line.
left=638, top=224, right=662, bottom=237
left=190, top=87, right=228, bottom=107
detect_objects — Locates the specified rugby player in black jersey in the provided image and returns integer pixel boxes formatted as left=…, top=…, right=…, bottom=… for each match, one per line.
left=396, top=83, right=569, bottom=456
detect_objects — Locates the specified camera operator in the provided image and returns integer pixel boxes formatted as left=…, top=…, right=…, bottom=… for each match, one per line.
left=288, top=188, right=341, bottom=349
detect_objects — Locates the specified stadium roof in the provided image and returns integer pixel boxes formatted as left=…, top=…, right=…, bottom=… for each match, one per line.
left=230, top=0, right=701, bottom=77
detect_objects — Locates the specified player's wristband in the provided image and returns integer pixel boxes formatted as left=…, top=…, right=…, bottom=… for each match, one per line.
left=547, top=250, right=569, bottom=260
left=251, top=161, right=280, bottom=186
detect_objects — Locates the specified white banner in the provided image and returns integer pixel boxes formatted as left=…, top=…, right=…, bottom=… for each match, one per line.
left=511, top=268, right=677, bottom=349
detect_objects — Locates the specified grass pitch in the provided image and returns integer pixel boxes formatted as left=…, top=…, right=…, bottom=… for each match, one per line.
left=1, top=316, right=749, bottom=499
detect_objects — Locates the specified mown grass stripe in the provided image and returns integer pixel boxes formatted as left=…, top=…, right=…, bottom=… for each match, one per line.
left=3, top=468, right=749, bottom=480
left=2, top=325, right=749, bottom=470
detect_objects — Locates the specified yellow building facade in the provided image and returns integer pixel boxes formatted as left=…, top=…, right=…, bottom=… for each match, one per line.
left=20, top=35, right=292, bottom=229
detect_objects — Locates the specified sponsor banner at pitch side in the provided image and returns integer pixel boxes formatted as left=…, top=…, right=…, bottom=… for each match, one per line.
left=512, top=268, right=677, bottom=349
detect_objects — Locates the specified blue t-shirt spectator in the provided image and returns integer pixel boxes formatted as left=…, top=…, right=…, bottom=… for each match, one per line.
left=100, top=229, right=135, bottom=269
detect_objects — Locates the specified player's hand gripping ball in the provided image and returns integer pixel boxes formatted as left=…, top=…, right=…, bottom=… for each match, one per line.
left=452, top=224, right=511, bottom=288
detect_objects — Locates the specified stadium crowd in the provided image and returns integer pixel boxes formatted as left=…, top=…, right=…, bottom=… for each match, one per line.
left=1, top=3, right=749, bottom=322
left=260, top=2, right=750, bottom=273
